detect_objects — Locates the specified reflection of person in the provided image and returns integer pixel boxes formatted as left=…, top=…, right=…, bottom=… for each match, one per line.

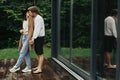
left=104, top=9, right=117, bottom=68
left=28, top=6, right=45, bottom=73
left=9, top=9, right=31, bottom=72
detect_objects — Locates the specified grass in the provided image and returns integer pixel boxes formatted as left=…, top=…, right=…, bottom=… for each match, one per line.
left=0, top=47, right=90, bottom=59
left=60, top=48, right=90, bottom=58
left=0, top=47, right=51, bottom=59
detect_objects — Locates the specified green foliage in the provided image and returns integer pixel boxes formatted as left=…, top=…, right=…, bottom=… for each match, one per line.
left=45, top=29, right=52, bottom=47
left=60, top=0, right=91, bottom=48
left=36, top=0, right=51, bottom=29
left=73, top=0, right=91, bottom=48
left=0, top=0, right=51, bottom=49
left=0, top=0, right=91, bottom=49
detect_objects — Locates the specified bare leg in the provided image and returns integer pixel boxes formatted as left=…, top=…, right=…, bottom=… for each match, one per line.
left=38, top=54, right=44, bottom=71
left=106, top=52, right=112, bottom=66
left=32, top=56, right=39, bottom=70
left=104, top=54, right=108, bottom=66
left=106, top=52, right=116, bottom=68
left=33, top=54, right=44, bottom=73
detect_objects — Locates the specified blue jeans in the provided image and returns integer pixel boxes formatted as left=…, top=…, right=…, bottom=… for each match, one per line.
left=15, top=34, right=31, bottom=68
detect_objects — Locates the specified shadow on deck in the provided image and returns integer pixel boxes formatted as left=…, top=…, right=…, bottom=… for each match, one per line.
left=0, top=58, right=77, bottom=80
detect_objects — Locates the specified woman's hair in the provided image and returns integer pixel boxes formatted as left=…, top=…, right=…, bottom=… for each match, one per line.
left=22, top=9, right=28, bottom=20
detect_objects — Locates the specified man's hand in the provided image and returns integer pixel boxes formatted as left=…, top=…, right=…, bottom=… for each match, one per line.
left=29, top=40, right=34, bottom=45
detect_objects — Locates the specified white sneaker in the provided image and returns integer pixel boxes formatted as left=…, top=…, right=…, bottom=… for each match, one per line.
left=22, top=67, right=31, bottom=73
left=9, top=66, right=20, bottom=73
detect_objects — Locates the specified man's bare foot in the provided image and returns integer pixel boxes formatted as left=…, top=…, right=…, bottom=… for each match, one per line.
left=107, top=65, right=116, bottom=68
left=32, top=67, right=38, bottom=71
left=33, top=69, right=42, bottom=74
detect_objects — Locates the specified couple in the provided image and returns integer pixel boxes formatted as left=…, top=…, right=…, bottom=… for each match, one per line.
left=9, top=6, right=45, bottom=74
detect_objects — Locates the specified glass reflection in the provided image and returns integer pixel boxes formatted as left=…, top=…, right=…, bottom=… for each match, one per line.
left=58, top=0, right=117, bottom=79
left=96, top=0, right=117, bottom=80
left=60, top=0, right=71, bottom=59
left=72, top=0, right=91, bottom=73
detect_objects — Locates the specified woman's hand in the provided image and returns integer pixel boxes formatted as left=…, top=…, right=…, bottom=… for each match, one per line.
left=20, top=29, right=24, bottom=34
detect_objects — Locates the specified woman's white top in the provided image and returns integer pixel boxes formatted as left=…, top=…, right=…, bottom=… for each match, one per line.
left=23, top=20, right=28, bottom=32
left=104, top=16, right=117, bottom=38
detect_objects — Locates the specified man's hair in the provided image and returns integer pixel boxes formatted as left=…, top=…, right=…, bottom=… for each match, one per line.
left=111, top=9, right=118, bottom=16
left=28, top=6, right=38, bottom=14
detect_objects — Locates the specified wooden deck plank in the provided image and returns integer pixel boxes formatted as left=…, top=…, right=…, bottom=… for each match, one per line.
left=0, top=58, right=77, bottom=80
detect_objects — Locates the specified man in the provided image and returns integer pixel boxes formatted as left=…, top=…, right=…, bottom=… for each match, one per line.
left=28, top=6, right=45, bottom=73
left=104, top=9, right=117, bottom=68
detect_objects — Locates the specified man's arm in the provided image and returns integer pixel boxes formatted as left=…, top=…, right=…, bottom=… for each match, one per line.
left=110, top=20, right=117, bottom=38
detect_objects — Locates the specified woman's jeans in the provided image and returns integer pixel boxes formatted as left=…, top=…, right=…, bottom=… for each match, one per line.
left=15, top=34, right=31, bottom=68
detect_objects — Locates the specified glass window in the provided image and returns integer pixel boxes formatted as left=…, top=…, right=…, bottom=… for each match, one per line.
left=56, top=0, right=118, bottom=79
left=96, top=0, right=117, bottom=80
left=59, top=0, right=71, bottom=60
left=72, top=0, right=91, bottom=73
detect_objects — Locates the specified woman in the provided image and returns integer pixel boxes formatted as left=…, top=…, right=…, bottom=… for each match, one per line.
left=9, top=9, right=32, bottom=73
